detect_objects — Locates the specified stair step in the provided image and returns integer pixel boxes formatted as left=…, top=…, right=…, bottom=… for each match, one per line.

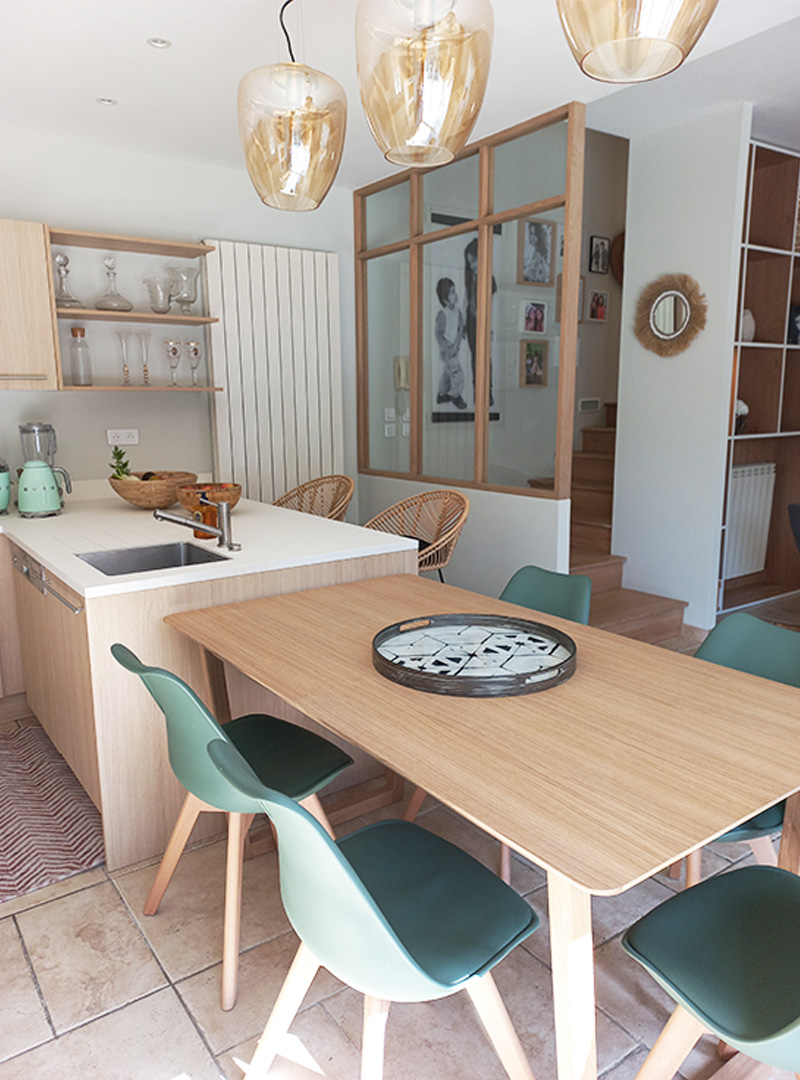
left=571, top=486, right=613, bottom=519
left=590, top=588, right=688, bottom=644
left=572, top=451, right=615, bottom=485
left=581, top=426, right=617, bottom=455
left=571, top=521, right=612, bottom=554
left=570, top=549, right=626, bottom=593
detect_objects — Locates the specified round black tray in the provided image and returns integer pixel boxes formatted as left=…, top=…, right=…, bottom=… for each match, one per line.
left=372, top=613, right=577, bottom=697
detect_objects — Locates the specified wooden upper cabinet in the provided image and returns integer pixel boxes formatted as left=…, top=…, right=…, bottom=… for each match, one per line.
left=0, top=218, right=60, bottom=389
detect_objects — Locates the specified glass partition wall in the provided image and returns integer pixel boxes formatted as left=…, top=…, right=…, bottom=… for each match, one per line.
left=355, top=103, right=585, bottom=499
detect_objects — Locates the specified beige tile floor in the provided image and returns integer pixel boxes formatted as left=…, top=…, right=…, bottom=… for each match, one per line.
left=0, top=769, right=782, bottom=1080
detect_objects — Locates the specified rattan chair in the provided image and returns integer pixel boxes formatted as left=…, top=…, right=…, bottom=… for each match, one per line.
left=364, top=489, right=470, bottom=582
left=272, top=474, right=354, bottom=522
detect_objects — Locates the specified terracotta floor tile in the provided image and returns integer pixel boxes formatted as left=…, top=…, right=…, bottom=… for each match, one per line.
left=0, top=918, right=51, bottom=1062
left=15, top=880, right=166, bottom=1032
left=114, top=839, right=290, bottom=982
left=0, top=988, right=220, bottom=1079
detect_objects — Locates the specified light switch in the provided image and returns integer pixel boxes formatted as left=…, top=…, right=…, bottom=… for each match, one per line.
left=384, top=423, right=396, bottom=438
left=402, top=423, right=410, bottom=437
left=384, top=407, right=396, bottom=422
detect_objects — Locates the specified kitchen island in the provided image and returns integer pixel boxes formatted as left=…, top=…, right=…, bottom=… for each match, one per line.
left=0, top=495, right=416, bottom=868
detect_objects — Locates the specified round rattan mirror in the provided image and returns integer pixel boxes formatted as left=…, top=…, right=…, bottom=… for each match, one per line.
left=634, top=273, right=707, bottom=357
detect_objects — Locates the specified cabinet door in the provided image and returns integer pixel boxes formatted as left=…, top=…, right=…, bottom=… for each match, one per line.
left=0, top=219, right=60, bottom=389
left=11, top=549, right=100, bottom=805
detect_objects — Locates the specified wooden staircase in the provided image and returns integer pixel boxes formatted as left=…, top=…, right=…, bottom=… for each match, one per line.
left=570, top=406, right=690, bottom=644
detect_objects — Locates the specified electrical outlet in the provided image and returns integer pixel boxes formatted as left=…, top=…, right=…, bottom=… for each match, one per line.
left=402, top=423, right=410, bottom=437
left=384, top=423, right=396, bottom=438
left=384, top=407, right=396, bottom=422
left=107, top=428, right=139, bottom=446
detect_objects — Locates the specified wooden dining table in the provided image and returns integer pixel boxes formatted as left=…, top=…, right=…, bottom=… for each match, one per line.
left=165, top=573, right=800, bottom=1080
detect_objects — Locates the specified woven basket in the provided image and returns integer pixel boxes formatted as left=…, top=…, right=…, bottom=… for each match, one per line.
left=176, top=482, right=242, bottom=514
left=108, top=471, right=198, bottom=510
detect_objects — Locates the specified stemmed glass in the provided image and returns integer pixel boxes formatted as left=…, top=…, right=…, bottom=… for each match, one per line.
left=116, top=330, right=132, bottom=385
left=138, top=332, right=151, bottom=386
left=165, top=340, right=182, bottom=386
left=186, top=341, right=202, bottom=387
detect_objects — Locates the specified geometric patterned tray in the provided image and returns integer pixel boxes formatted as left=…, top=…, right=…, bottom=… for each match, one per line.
left=372, top=613, right=577, bottom=697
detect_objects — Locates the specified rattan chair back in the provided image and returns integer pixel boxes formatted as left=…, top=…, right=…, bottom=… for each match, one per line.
left=364, top=489, right=470, bottom=574
left=273, top=474, right=355, bottom=521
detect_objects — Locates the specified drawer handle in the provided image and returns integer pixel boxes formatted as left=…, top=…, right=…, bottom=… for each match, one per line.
left=0, top=374, right=49, bottom=380
left=41, top=576, right=83, bottom=615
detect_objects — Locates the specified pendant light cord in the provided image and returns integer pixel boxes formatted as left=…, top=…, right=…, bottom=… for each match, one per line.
left=279, top=0, right=297, bottom=62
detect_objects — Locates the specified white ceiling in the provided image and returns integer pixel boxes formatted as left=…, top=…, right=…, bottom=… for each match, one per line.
left=0, top=0, right=799, bottom=193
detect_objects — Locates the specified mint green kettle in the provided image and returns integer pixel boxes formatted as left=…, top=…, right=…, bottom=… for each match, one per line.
left=17, top=460, right=69, bottom=517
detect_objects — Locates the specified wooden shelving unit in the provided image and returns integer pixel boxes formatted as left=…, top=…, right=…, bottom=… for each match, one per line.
left=721, top=142, right=800, bottom=612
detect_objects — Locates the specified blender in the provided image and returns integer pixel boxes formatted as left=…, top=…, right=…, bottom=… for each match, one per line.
left=18, top=422, right=72, bottom=516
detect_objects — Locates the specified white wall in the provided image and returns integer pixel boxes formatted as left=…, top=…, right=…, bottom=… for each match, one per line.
left=0, top=119, right=358, bottom=505
left=613, top=103, right=753, bottom=629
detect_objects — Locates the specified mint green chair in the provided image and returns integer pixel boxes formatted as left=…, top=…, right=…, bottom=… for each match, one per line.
left=111, top=643, right=353, bottom=1011
left=499, top=564, right=592, bottom=626
left=623, top=866, right=800, bottom=1077
left=675, top=612, right=800, bottom=887
left=206, top=736, right=539, bottom=1080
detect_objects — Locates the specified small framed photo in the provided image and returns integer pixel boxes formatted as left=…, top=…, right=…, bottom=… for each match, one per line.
left=789, top=305, right=800, bottom=345
left=520, top=300, right=547, bottom=334
left=589, top=235, right=610, bottom=275
left=517, top=218, right=555, bottom=286
left=555, top=274, right=584, bottom=323
left=520, top=340, right=549, bottom=387
left=588, top=290, right=609, bottom=322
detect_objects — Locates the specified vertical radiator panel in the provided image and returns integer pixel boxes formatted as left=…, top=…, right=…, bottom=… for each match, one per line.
left=205, top=240, right=344, bottom=503
left=722, top=462, right=776, bottom=580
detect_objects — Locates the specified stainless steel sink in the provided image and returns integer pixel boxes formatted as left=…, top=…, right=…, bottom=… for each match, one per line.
left=77, top=542, right=229, bottom=576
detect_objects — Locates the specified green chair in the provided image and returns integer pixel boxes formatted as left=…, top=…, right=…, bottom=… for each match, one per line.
left=111, top=643, right=353, bottom=1011
left=407, top=564, right=590, bottom=884
left=499, top=564, right=592, bottom=625
left=622, top=865, right=800, bottom=1078
left=674, top=612, right=800, bottom=887
left=206, top=736, right=540, bottom=1080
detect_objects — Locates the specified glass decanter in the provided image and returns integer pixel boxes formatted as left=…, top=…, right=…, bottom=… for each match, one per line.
left=96, top=257, right=133, bottom=312
left=53, top=254, right=83, bottom=308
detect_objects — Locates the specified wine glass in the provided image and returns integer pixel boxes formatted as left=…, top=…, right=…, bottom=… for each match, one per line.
left=138, top=332, right=151, bottom=386
left=116, top=330, right=132, bottom=385
left=186, top=341, right=202, bottom=387
left=165, top=340, right=182, bottom=386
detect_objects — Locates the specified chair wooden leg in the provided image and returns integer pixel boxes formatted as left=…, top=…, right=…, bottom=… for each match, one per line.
left=631, top=1004, right=707, bottom=1080
left=402, top=784, right=428, bottom=823
left=243, top=942, right=320, bottom=1079
left=299, top=792, right=336, bottom=839
left=500, top=843, right=512, bottom=885
left=684, top=848, right=703, bottom=888
left=144, top=791, right=207, bottom=915
left=667, top=860, right=683, bottom=880
left=361, top=996, right=391, bottom=1080
left=221, top=811, right=255, bottom=1011
left=467, top=972, right=536, bottom=1080
left=748, top=836, right=778, bottom=866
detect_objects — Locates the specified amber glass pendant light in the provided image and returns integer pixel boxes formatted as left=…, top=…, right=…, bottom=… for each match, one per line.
left=237, top=0, right=347, bottom=211
left=356, top=0, right=494, bottom=168
left=556, top=0, right=718, bottom=83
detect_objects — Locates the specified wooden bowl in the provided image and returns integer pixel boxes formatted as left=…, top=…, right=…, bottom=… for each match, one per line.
left=176, top=482, right=242, bottom=514
left=108, top=471, right=198, bottom=510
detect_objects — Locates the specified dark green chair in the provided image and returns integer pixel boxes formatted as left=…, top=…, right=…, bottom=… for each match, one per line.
left=623, top=866, right=800, bottom=1077
left=675, top=612, right=800, bottom=887
left=111, top=643, right=353, bottom=1011
left=206, top=736, right=539, bottom=1080
left=499, top=564, right=592, bottom=626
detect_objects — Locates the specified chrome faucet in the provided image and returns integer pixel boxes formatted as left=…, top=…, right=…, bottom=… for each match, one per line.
left=153, top=500, right=241, bottom=551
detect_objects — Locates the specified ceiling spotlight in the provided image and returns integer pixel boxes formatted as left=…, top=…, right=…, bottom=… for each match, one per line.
left=96, top=97, right=118, bottom=107
left=146, top=37, right=172, bottom=49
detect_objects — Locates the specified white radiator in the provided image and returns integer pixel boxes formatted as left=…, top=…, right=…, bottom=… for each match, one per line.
left=205, top=240, right=344, bottom=503
left=722, top=463, right=776, bottom=579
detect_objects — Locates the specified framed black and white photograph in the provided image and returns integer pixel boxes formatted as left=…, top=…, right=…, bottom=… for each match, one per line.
left=589, top=235, right=610, bottom=275
left=519, top=340, right=549, bottom=387
left=520, top=300, right=547, bottom=334
left=517, top=218, right=555, bottom=286
left=588, top=290, right=609, bottom=322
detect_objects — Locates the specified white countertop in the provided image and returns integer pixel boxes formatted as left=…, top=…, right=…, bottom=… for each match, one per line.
left=0, top=494, right=416, bottom=599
